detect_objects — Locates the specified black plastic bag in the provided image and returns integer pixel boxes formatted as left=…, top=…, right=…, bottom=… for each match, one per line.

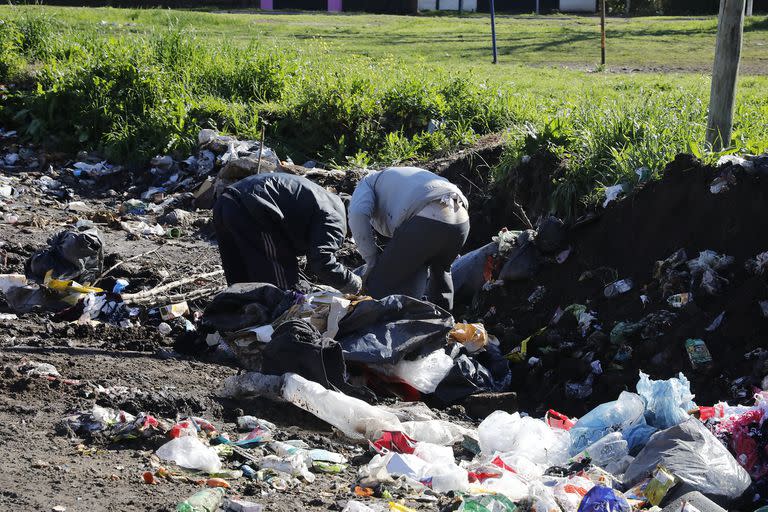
left=336, top=295, right=454, bottom=365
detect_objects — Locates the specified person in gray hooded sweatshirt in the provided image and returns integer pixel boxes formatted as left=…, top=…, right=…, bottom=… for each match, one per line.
left=348, top=167, right=469, bottom=311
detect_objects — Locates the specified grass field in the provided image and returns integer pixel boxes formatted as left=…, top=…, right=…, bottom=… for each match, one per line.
left=1, top=6, right=767, bottom=214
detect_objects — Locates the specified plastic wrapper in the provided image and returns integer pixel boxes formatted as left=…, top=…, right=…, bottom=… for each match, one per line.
left=478, top=410, right=570, bottom=467
left=623, top=419, right=751, bottom=503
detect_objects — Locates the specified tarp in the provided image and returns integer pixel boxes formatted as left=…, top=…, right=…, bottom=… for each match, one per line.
left=336, top=295, right=454, bottom=365
left=202, top=282, right=295, bottom=333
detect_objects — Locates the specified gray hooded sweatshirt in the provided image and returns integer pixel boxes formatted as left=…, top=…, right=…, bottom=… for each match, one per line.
left=348, top=167, right=468, bottom=267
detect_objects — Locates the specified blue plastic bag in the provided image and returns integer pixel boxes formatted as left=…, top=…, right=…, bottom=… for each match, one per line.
left=569, top=391, right=646, bottom=455
left=577, top=485, right=631, bottom=512
left=636, top=371, right=696, bottom=430
left=622, top=422, right=658, bottom=453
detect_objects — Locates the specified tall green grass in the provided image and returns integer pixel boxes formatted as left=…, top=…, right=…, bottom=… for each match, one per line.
left=0, top=6, right=766, bottom=217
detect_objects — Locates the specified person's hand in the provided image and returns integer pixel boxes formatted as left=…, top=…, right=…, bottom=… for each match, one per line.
left=339, top=273, right=363, bottom=295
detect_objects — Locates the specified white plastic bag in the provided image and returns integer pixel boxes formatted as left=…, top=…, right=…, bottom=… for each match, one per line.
left=478, top=411, right=570, bottom=466
left=155, top=436, right=222, bottom=473
left=376, top=349, right=454, bottom=394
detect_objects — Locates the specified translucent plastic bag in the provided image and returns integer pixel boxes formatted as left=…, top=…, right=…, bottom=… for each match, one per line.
left=478, top=411, right=570, bottom=466
left=623, top=419, right=751, bottom=503
left=554, top=475, right=595, bottom=512
left=636, top=371, right=696, bottom=429
left=377, top=349, right=455, bottom=394
left=155, top=436, right=222, bottom=473
left=569, top=392, right=645, bottom=455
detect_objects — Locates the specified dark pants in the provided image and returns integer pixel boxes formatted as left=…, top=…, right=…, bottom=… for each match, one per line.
left=366, top=216, right=469, bottom=311
left=213, top=193, right=299, bottom=289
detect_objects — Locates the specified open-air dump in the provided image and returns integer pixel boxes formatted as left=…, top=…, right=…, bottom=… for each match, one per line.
left=1, top=4, right=768, bottom=512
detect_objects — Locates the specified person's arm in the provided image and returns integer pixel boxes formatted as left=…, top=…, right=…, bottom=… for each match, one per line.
left=307, top=204, right=362, bottom=294
left=348, top=176, right=379, bottom=268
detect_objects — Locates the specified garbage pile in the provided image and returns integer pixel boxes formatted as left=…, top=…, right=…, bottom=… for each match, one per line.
left=202, top=283, right=511, bottom=406
left=0, top=225, right=224, bottom=336
left=57, top=401, right=351, bottom=512
left=451, top=153, right=768, bottom=423
left=216, top=366, right=768, bottom=511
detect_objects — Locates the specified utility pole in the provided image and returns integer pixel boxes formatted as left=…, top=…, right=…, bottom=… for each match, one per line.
left=536, top=0, right=540, bottom=14
left=600, top=0, right=606, bottom=66
left=490, top=0, right=498, bottom=64
left=459, top=0, right=463, bottom=14
left=625, top=0, right=630, bottom=16
left=706, top=0, right=746, bottom=150
left=746, top=0, right=753, bottom=16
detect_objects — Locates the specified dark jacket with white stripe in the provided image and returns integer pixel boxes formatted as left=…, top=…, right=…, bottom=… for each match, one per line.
left=225, top=173, right=356, bottom=291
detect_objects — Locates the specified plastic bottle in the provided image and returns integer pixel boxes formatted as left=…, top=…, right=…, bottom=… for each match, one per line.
left=217, top=372, right=284, bottom=401
left=176, top=488, right=225, bottom=512
left=281, top=373, right=401, bottom=440
left=604, top=279, right=634, bottom=298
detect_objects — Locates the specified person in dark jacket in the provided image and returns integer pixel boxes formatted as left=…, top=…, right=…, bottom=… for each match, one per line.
left=213, top=173, right=362, bottom=294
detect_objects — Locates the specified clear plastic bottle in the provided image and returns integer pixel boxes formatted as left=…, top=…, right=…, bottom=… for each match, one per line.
left=176, top=488, right=225, bottom=512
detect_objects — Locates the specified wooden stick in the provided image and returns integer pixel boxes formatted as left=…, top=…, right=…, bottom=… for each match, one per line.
left=124, top=285, right=225, bottom=306
left=120, top=269, right=224, bottom=302
left=706, top=0, right=746, bottom=151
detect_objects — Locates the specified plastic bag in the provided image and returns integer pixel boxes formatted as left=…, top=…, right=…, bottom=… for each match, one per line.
left=569, top=432, right=629, bottom=469
left=478, top=411, right=570, bottom=467
left=450, top=323, right=489, bottom=353
left=529, top=481, right=562, bottom=512
left=623, top=422, right=658, bottom=453
left=576, top=485, right=631, bottom=512
left=401, top=420, right=473, bottom=446
left=636, top=371, right=697, bottom=430
left=623, top=419, right=751, bottom=503
left=376, top=349, right=454, bottom=394
left=553, top=475, right=595, bottom=512
left=569, top=392, right=645, bottom=455
left=155, top=436, right=222, bottom=473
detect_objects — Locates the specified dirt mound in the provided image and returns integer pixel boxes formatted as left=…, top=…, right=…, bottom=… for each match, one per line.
left=470, top=154, right=768, bottom=417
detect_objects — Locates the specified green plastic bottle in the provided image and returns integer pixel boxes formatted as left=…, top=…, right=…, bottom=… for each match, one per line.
left=176, top=488, right=225, bottom=512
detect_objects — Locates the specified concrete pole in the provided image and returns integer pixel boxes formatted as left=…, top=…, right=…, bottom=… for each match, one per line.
left=746, top=0, right=753, bottom=16
left=706, top=0, right=746, bottom=150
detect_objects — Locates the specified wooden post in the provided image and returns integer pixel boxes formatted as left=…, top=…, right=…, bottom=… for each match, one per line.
left=746, top=0, right=753, bottom=16
left=706, top=0, right=746, bottom=151
left=600, top=0, right=606, bottom=66
left=490, top=0, right=498, bottom=64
